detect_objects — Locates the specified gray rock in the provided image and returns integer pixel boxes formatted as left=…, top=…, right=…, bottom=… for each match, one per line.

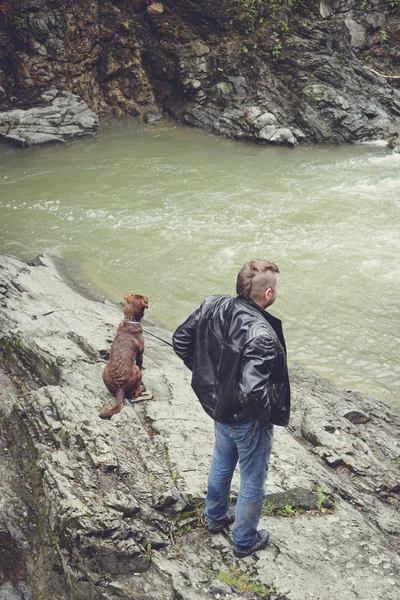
left=213, top=81, right=231, bottom=99
left=166, top=8, right=400, bottom=147
left=77, top=114, right=98, bottom=129
left=258, top=124, right=278, bottom=141
left=341, top=409, right=371, bottom=424
left=364, top=12, right=385, bottom=30
left=245, top=106, right=262, bottom=122
left=319, top=0, right=331, bottom=18
left=28, top=14, right=49, bottom=40
left=0, top=91, right=98, bottom=147
left=41, top=88, right=58, bottom=102
left=252, top=112, right=277, bottom=129
left=6, top=132, right=63, bottom=147
left=270, top=127, right=297, bottom=145
left=191, top=41, right=210, bottom=57
left=344, top=19, right=367, bottom=50
left=0, top=254, right=399, bottom=600
left=0, top=582, right=23, bottom=600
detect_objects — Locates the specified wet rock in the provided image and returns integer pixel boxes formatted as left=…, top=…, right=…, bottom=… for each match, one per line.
left=0, top=91, right=98, bottom=148
left=341, top=409, right=371, bottom=424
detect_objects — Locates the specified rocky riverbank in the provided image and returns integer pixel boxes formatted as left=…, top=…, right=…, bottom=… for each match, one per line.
left=0, top=89, right=98, bottom=147
left=0, top=253, right=399, bottom=600
left=1, top=1, right=400, bottom=147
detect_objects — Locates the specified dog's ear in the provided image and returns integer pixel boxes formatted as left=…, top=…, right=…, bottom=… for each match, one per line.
left=141, top=296, right=149, bottom=309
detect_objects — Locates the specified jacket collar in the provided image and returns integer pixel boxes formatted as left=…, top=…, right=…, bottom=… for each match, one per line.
left=236, top=296, right=286, bottom=352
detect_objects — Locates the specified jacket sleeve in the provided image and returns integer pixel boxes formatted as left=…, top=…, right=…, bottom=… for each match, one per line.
left=237, top=333, right=278, bottom=422
left=172, top=306, right=202, bottom=371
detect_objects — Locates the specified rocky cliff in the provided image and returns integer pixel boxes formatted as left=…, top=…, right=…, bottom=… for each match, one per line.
left=1, top=0, right=400, bottom=146
left=0, top=254, right=399, bottom=600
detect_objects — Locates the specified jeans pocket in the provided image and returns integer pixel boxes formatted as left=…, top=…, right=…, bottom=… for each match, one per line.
left=228, top=421, right=258, bottom=450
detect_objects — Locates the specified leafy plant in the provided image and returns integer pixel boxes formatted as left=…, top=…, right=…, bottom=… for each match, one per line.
left=316, top=486, right=327, bottom=513
left=14, top=15, right=24, bottom=30
left=145, top=543, right=152, bottom=562
left=277, top=503, right=296, bottom=516
left=262, top=499, right=274, bottom=515
left=387, top=0, right=399, bottom=11
left=380, top=30, right=389, bottom=45
left=195, top=502, right=208, bottom=529
left=272, top=41, right=282, bottom=58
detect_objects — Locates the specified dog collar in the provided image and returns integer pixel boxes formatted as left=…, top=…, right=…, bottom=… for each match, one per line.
left=123, top=318, right=141, bottom=325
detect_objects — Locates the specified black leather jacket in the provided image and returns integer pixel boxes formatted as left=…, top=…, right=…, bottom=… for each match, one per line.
left=172, top=295, right=290, bottom=426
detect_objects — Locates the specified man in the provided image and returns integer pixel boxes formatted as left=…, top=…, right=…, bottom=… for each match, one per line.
left=172, top=259, right=290, bottom=558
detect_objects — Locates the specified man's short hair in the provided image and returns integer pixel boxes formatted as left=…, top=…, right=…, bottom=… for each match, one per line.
left=236, top=259, right=279, bottom=303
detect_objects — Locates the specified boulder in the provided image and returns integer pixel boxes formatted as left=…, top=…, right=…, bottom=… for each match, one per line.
left=0, top=90, right=98, bottom=147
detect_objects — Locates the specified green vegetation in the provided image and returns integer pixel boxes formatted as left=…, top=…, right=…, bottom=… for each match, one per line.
left=388, top=0, right=400, bottom=10
left=195, top=502, right=208, bottom=529
left=278, top=503, right=296, bottom=516
left=217, top=565, right=275, bottom=598
left=262, top=499, right=302, bottom=517
left=233, top=0, right=307, bottom=9
left=360, top=0, right=398, bottom=11
left=211, top=0, right=317, bottom=41
left=145, top=543, right=152, bottom=562
left=263, top=487, right=331, bottom=517
left=272, top=41, right=282, bottom=58
left=263, top=499, right=274, bottom=515
left=14, top=15, right=24, bottom=30
left=379, top=30, right=389, bottom=45
left=172, top=500, right=208, bottom=537
left=55, top=5, right=66, bottom=21
left=316, top=486, right=327, bottom=513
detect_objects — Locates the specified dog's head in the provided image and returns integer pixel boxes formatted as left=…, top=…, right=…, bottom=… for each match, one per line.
left=123, top=294, right=149, bottom=322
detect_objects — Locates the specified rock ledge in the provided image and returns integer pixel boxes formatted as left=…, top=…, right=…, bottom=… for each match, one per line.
left=0, top=254, right=399, bottom=600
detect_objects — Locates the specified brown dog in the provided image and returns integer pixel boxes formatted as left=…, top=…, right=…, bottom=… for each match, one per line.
left=99, top=294, right=149, bottom=419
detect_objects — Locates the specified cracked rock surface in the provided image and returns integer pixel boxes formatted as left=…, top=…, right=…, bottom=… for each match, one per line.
left=0, top=253, right=399, bottom=599
left=0, top=89, right=98, bottom=147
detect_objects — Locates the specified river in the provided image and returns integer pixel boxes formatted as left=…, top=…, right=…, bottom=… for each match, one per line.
left=0, top=119, right=399, bottom=410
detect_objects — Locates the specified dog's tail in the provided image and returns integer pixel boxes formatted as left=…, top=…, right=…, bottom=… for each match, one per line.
left=99, top=389, right=125, bottom=420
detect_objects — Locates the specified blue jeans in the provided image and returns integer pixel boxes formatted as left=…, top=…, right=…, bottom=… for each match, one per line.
left=205, top=419, right=274, bottom=549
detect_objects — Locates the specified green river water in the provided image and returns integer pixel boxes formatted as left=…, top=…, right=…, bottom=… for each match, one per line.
left=0, top=119, right=399, bottom=410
